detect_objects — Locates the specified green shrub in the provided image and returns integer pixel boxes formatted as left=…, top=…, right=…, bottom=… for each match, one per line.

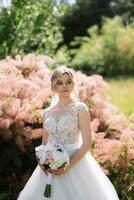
left=71, top=16, right=134, bottom=76
left=0, top=0, right=64, bottom=58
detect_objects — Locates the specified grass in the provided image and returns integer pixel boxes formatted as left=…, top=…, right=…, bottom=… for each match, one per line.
left=105, top=75, right=134, bottom=117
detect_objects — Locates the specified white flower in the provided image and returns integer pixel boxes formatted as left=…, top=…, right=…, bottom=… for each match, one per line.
left=35, top=143, right=69, bottom=169
left=50, top=147, right=69, bottom=169
left=35, top=143, right=53, bottom=164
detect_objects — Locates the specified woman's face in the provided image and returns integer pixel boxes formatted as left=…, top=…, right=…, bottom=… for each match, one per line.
left=53, top=73, right=74, bottom=98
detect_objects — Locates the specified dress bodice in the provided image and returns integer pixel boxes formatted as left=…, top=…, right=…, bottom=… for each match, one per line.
left=43, top=101, right=88, bottom=145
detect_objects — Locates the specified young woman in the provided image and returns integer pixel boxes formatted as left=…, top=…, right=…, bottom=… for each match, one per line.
left=17, top=66, right=119, bottom=200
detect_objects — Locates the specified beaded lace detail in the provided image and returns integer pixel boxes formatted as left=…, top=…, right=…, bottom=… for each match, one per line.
left=43, top=101, right=88, bottom=145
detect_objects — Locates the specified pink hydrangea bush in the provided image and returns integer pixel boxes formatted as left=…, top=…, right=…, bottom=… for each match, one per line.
left=0, top=54, right=134, bottom=198
left=0, top=54, right=52, bottom=130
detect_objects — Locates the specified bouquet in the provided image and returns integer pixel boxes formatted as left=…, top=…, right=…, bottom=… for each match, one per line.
left=35, top=143, right=70, bottom=198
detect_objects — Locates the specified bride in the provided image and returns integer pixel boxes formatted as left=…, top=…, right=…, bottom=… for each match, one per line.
left=17, top=66, right=119, bottom=200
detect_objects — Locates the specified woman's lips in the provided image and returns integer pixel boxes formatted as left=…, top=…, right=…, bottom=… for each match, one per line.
left=62, top=90, right=68, bottom=92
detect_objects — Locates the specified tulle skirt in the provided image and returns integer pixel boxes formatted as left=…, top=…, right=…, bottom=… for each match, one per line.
left=17, top=144, right=119, bottom=200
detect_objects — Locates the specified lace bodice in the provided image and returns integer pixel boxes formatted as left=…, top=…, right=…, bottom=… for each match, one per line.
left=43, top=101, right=88, bottom=145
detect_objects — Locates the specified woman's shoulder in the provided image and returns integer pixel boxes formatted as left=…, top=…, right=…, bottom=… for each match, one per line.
left=43, top=106, right=51, bottom=118
left=43, top=100, right=88, bottom=114
left=44, top=106, right=50, bottom=111
left=75, top=100, right=89, bottom=111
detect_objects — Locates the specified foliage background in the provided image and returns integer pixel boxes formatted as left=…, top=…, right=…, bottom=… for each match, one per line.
left=0, top=0, right=64, bottom=58
left=0, top=0, right=134, bottom=199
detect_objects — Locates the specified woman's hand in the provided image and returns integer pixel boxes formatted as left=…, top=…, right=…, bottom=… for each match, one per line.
left=38, top=163, right=64, bottom=176
left=48, top=166, right=70, bottom=176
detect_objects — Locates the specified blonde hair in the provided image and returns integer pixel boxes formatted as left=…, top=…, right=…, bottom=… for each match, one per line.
left=50, top=66, right=79, bottom=106
left=50, top=65, right=74, bottom=91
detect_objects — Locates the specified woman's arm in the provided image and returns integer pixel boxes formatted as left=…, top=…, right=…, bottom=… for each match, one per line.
left=38, top=113, right=49, bottom=173
left=39, top=128, right=49, bottom=174
left=41, top=128, right=48, bottom=144
left=68, top=108, right=92, bottom=169
left=53, top=107, right=92, bottom=175
left=41, top=111, right=49, bottom=144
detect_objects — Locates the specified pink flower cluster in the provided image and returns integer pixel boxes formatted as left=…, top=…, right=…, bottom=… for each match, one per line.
left=45, top=151, right=53, bottom=164
left=72, top=69, right=134, bottom=173
left=0, top=54, right=133, bottom=172
left=0, top=54, right=52, bottom=129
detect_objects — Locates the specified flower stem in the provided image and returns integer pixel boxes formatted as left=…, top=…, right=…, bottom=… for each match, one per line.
left=44, top=184, right=51, bottom=198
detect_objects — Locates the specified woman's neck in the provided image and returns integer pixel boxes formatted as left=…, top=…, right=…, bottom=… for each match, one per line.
left=58, top=97, right=75, bottom=106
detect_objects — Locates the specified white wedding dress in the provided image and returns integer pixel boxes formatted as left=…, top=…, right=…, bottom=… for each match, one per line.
left=17, top=101, right=119, bottom=200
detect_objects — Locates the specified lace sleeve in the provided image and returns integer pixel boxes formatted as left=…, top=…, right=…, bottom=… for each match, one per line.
left=43, top=108, right=49, bottom=130
left=43, top=109, right=46, bottom=120
left=43, top=108, right=49, bottom=119
left=77, top=101, right=89, bottom=112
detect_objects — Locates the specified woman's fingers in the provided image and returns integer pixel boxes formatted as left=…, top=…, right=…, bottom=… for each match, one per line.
left=46, top=167, right=66, bottom=175
left=48, top=169, right=55, bottom=173
left=53, top=168, right=65, bottom=175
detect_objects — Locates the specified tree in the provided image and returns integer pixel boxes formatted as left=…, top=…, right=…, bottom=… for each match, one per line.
left=61, top=0, right=134, bottom=45
left=61, top=0, right=113, bottom=44
left=112, top=0, right=134, bottom=21
left=0, top=0, right=64, bottom=58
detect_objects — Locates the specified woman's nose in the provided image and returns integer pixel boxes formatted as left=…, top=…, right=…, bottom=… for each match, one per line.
left=63, top=83, right=67, bottom=88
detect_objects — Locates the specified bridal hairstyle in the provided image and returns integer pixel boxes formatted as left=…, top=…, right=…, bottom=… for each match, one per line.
left=50, top=65, right=79, bottom=107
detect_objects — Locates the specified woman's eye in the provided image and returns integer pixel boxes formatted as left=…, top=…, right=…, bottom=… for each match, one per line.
left=56, top=80, right=72, bottom=85
left=56, top=82, right=63, bottom=85
left=67, top=81, right=72, bottom=84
